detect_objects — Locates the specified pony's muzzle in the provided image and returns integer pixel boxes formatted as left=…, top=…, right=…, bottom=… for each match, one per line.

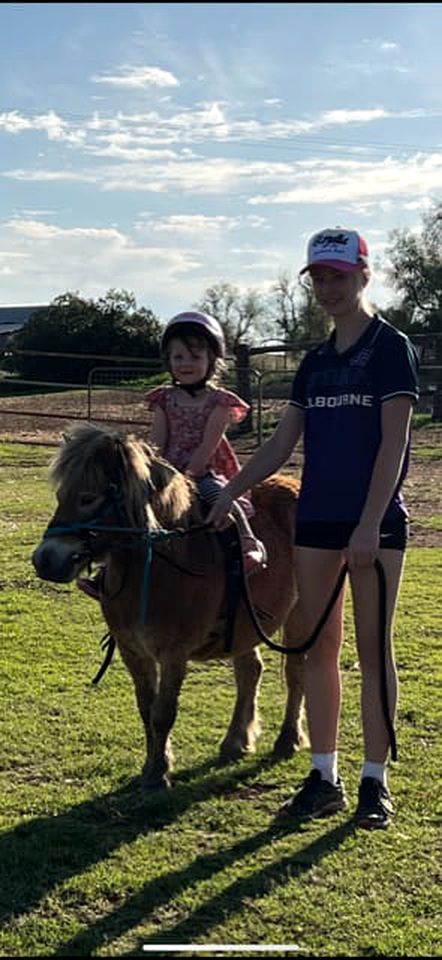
left=32, top=539, right=91, bottom=583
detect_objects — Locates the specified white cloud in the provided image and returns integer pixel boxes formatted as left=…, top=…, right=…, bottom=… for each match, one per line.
left=19, top=209, right=56, bottom=217
left=1, top=218, right=201, bottom=297
left=91, top=65, right=179, bottom=89
left=147, top=214, right=241, bottom=235
left=230, top=246, right=279, bottom=257
left=0, top=110, right=85, bottom=144
left=362, top=38, right=400, bottom=52
left=85, top=140, right=180, bottom=161
left=4, top=157, right=297, bottom=194
left=248, top=154, right=442, bottom=205
left=5, top=168, right=102, bottom=184
left=4, top=102, right=435, bottom=158
left=6, top=150, right=442, bottom=210
left=318, top=109, right=388, bottom=127
left=402, top=197, right=435, bottom=211
left=0, top=211, right=284, bottom=315
left=7, top=219, right=124, bottom=241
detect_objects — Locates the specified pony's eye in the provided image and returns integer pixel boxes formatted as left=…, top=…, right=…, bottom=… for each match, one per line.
left=79, top=493, right=100, bottom=508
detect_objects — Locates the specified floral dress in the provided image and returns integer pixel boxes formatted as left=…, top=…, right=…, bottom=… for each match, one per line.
left=145, top=385, right=253, bottom=513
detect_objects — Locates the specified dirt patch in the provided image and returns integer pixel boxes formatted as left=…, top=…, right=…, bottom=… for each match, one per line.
left=0, top=390, right=440, bottom=546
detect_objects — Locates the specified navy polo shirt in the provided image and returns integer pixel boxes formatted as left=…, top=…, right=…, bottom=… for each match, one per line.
left=290, top=316, right=419, bottom=524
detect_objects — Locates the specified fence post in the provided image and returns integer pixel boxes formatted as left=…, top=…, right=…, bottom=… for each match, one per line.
left=87, top=368, right=94, bottom=421
left=431, top=334, right=442, bottom=421
left=256, top=370, right=263, bottom=446
left=234, top=344, right=253, bottom=432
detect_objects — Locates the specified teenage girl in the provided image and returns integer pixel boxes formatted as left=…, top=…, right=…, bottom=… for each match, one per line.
left=207, top=229, right=419, bottom=829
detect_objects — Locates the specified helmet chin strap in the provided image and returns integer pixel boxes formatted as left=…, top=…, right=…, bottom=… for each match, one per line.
left=174, top=378, right=207, bottom=397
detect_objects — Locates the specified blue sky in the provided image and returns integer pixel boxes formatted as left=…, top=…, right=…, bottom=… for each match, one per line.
left=1, top=2, right=441, bottom=322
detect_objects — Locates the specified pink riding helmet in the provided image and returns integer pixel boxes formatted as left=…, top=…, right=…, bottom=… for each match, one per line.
left=160, top=311, right=226, bottom=358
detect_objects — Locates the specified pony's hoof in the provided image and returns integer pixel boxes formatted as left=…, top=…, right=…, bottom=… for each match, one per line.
left=218, top=741, right=255, bottom=763
left=141, top=770, right=172, bottom=790
left=272, top=728, right=303, bottom=760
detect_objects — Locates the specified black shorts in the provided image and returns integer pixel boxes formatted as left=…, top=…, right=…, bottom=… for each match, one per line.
left=295, top=517, right=409, bottom=551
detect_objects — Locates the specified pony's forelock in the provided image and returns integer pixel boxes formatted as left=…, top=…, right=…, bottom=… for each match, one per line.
left=50, top=424, right=113, bottom=492
left=50, top=423, right=198, bottom=529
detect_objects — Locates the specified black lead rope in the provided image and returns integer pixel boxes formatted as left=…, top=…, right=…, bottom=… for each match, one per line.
left=375, top=558, right=397, bottom=761
left=233, top=530, right=397, bottom=761
left=244, top=563, right=349, bottom=657
left=89, top=522, right=214, bottom=687
left=92, top=633, right=116, bottom=686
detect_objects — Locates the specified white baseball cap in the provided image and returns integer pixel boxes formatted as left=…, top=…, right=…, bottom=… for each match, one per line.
left=300, top=228, right=369, bottom=275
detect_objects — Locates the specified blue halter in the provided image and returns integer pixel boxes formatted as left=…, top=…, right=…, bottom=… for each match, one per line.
left=42, top=482, right=185, bottom=624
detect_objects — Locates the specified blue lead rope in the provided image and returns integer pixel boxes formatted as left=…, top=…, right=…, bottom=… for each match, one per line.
left=43, top=520, right=187, bottom=624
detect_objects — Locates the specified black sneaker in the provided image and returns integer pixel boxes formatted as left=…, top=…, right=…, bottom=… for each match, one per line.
left=277, top=768, right=347, bottom=820
left=355, top=777, right=393, bottom=830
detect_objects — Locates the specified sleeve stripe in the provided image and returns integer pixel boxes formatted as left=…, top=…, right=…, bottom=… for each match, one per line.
left=381, top=390, right=419, bottom=402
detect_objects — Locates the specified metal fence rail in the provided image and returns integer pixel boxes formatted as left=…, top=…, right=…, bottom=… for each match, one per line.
left=1, top=338, right=441, bottom=445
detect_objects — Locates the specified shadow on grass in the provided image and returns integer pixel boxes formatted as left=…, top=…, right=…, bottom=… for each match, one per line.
left=55, top=816, right=355, bottom=957
left=0, top=754, right=284, bottom=932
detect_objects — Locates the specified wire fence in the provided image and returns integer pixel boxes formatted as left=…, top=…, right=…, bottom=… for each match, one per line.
left=0, top=338, right=441, bottom=445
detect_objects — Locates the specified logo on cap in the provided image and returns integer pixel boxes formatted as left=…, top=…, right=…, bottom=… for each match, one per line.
left=300, top=228, right=369, bottom=274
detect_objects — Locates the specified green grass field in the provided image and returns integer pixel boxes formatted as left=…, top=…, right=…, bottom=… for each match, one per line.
left=0, top=443, right=441, bottom=957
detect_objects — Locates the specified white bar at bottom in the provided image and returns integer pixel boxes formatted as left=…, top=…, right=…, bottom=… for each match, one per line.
left=142, top=946, right=301, bottom=953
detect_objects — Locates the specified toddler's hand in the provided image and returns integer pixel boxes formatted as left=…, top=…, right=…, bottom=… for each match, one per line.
left=207, top=490, right=234, bottom=529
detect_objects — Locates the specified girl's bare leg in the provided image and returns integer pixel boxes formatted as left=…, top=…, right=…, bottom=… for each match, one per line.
left=294, top=547, right=347, bottom=753
left=350, top=549, right=405, bottom=762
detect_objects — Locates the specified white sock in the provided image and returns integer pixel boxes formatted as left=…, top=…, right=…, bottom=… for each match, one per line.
left=312, top=752, right=338, bottom=786
left=362, top=761, right=387, bottom=788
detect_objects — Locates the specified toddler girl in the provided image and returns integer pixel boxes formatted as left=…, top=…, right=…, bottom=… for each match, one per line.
left=77, top=310, right=266, bottom=599
left=147, top=310, right=267, bottom=574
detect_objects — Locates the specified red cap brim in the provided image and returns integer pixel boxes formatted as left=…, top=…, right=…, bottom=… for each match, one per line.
left=300, top=259, right=365, bottom=275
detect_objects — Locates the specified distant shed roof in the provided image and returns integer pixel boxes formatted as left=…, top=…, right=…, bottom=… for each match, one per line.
left=0, top=304, right=49, bottom=334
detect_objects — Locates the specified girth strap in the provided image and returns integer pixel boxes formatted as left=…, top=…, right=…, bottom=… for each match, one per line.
left=218, top=526, right=245, bottom=654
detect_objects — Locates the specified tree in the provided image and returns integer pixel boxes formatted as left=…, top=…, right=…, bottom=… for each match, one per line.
left=195, top=282, right=270, bottom=433
left=4, top=289, right=161, bottom=384
left=383, top=202, right=442, bottom=419
left=268, top=272, right=300, bottom=342
left=296, top=278, right=332, bottom=341
left=267, top=271, right=331, bottom=344
left=383, top=203, right=442, bottom=334
left=195, top=282, right=268, bottom=354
